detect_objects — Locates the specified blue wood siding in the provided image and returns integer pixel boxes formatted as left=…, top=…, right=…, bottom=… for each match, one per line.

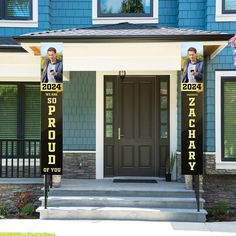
left=63, top=72, right=96, bottom=150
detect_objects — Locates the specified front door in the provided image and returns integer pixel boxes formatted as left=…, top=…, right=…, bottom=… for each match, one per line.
left=104, top=75, right=169, bottom=177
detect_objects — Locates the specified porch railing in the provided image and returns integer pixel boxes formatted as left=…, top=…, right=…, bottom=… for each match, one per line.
left=192, top=175, right=200, bottom=212
left=0, top=139, right=41, bottom=178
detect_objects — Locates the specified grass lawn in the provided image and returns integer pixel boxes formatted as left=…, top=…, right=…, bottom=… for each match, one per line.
left=0, top=234, right=55, bottom=236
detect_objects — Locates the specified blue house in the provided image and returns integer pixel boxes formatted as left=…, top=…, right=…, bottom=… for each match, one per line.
left=0, top=0, right=236, bottom=221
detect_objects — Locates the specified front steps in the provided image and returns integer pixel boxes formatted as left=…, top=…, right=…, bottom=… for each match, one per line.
left=37, top=179, right=207, bottom=222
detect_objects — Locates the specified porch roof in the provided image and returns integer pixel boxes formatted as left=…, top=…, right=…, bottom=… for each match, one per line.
left=15, top=23, right=233, bottom=42
left=0, top=37, right=25, bottom=52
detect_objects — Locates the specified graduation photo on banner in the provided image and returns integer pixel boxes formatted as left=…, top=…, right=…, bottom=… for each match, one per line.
left=181, top=43, right=204, bottom=175
left=40, top=43, right=63, bottom=175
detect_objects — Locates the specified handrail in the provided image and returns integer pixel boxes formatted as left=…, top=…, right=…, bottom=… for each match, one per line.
left=192, top=175, right=200, bottom=212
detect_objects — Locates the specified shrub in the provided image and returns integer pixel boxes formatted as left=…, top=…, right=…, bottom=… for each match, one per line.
left=0, top=204, right=8, bottom=217
left=212, top=201, right=230, bottom=216
left=19, top=203, right=35, bottom=216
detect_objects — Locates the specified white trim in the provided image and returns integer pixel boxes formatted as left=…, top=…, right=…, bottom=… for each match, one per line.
left=63, top=151, right=96, bottom=154
left=215, top=70, right=236, bottom=170
left=216, top=0, right=236, bottom=22
left=96, top=71, right=178, bottom=179
left=92, top=0, right=158, bottom=24
left=0, top=0, right=38, bottom=27
left=96, top=71, right=104, bottom=179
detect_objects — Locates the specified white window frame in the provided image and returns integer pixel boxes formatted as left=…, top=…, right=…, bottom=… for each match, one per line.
left=215, top=70, right=236, bottom=169
left=0, top=0, right=38, bottom=28
left=92, top=0, right=158, bottom=24
left=216, top=0, right=236, bottom=22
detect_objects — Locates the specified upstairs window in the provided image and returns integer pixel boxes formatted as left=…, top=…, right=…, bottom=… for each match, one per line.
left=98, top=0, right=153, bottom=17
left=0, top=0, right=32, bottom=20
left=216, top=0, right=236, bottom=21
left=222, top=0, right=236, bottom=14
left=93, top=0, right=158, bottom=24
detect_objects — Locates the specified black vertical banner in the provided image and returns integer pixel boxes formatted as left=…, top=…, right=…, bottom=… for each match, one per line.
left=181, top=83, right=203, bottom=175
left=40, top=43, right=63, bottom=175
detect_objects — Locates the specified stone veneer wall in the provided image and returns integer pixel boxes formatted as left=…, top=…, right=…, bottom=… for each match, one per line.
left=176, top=152, right=236, bottom=212
left=63, top=152, right=96, bottom=179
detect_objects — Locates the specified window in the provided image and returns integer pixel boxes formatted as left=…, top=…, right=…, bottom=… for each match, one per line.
left=0, top=0, right=32, bottom=20
left=215, top=71, right=236, bottom=169
left=93, top=0, right=158, bottom=24
left=222, top=0, right=236, bottom=14
left=0, top=0, right=38, bottom=28
left=216, top=0, right=236, bottom=21
left=98, top=0, right=153, bottom=17
left=104, top=80, right=114, bottom=138
left=221, top=77, right=236, bottom=161
left=0, top=83, right=40, bottom=140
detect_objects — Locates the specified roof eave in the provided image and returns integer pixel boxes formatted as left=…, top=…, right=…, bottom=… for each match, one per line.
left=14, top=34, right=234, bottom=43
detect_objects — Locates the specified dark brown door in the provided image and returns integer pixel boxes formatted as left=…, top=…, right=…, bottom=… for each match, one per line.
left=104, top=75, right=169, bottom=177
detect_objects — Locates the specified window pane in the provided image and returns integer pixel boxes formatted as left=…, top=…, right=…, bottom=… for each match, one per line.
left=160, top=82, right=168, bottom=95
left=106, top=110, right=113, bottom=123
left=106, top=124, right=113, bottom=138
left=106, top=96, right=113, bottom=109
left=225, top=0, right=236, bottom=10
left=160, top=96, right=167, bottom=109
left=7, top=0, right=31, bottom=18
left=24, top=85, right=40, bottom=139
left=100, top=0, right=151, bottom=15
left=106, top=82, right=113, bottom=95
left=161, top=110, right=167, bottom=123
left=0, top=85, right=17, bottom=139
left=160, top=125, right=168, bottom=139
left=24, top=85, right=40, bottom=156
left=224, top=82, right=236, bottom=159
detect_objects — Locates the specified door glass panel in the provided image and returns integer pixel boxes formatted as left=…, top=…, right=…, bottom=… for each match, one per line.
left=160, top=82, right=167, bottom=95
left=105, top=80, right=114, bottom=139
left=106, top=110, right=113, bottom=123
left=106, top=125, right=113, bottom=138
left=160, top=125, right=168, bottom=139
left=160, top=96, right=167, bottom=109
left=106, top=82, right=113, bottom=95
left=161, top=110, right=167, bottom=123
left=106, top=96, right=113, bottom=109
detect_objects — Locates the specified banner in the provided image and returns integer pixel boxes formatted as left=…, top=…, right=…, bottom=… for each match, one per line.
left=40, top=43, right=63, bottom=175
left=181, top=43, right=203, bottom=175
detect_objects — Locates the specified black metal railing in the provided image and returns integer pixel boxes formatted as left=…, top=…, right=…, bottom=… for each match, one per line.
left=44, top=174, right=52, bottom=209
left=192, top=175, right=200, bottom=212
left=0, top=139, right=41, bottom=178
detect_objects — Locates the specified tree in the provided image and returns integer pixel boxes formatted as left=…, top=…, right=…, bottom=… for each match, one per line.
left=121, top=0, right=144, bottom=13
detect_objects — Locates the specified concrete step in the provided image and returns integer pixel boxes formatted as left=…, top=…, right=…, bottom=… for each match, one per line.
left=37, top=206, right=207, bottom=222
left=40, top=196, right=205, bottom=209
left=48, top=189, right=196, bottom=198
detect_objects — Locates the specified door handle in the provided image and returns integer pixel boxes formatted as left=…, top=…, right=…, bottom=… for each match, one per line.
left=118, top=128, right=124, bottom=140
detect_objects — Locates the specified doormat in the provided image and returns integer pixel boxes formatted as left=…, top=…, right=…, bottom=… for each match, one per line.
left=113, top=179, right=157, bottom=183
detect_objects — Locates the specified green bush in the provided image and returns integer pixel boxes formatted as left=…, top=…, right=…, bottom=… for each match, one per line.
left=0, top=204, right=8, bottom=217
left=212, top=201, right=230, bottom=216
left=19, top=203, right=35, bottom=216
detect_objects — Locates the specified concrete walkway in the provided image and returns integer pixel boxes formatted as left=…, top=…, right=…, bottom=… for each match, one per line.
left=0, top=220, right=235, bottom=236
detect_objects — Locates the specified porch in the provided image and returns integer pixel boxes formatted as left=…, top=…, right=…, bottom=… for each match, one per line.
left=37, top=178, right=207, bottom=222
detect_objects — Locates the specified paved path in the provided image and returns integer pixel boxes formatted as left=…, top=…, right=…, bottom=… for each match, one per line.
left=0, top=220, right=235, bottom=236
